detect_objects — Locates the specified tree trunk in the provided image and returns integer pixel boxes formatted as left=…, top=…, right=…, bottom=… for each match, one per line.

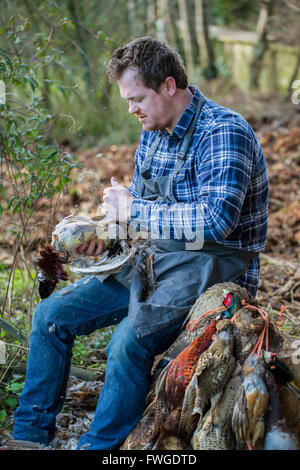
left=156, top=0, right=177, bottom=46
left=250, top=0, right=274, bottom=90
left=178, top=0, right=194, bottom=78
left=66, top=0, right=93, bottom=94
left=194, top=0, right=217, bottom=79
left=146, top=0, right=157, bottom=36
left=287, top=51, right=300, bottom=99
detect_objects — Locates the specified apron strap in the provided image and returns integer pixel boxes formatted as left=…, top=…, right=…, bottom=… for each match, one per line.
left=171, top=94, right=205, bottom=179
left=141, top=135, right=161, bottom=175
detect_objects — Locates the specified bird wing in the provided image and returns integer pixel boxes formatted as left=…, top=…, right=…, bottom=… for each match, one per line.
left=245, top=382, right=269, bottom=448
left=232, top=384, right=248, bottom=445
left=178, top=373, right=199, bottom=438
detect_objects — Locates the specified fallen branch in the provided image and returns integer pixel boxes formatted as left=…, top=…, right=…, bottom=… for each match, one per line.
left=0, top=317, right=28, bottom=345
left=9, top=361, right=100, bottom=382
left=261, top=253, right=300, bottom=271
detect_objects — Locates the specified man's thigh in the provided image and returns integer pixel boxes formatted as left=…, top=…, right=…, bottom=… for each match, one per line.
left=34, top=275, right=130, bottom=337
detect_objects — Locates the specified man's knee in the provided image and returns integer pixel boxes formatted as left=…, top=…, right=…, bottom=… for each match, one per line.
left=32, top=296, right=70, bottom=339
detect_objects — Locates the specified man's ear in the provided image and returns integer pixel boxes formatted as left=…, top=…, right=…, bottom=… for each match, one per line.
left=165, top=77, right=177, bottom=96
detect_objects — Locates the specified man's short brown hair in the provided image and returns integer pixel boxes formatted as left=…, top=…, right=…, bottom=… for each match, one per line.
left=107, top=36, right=188, bottom=92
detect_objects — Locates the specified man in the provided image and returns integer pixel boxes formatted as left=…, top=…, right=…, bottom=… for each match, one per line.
left=12, top=37, right=268, bottom=450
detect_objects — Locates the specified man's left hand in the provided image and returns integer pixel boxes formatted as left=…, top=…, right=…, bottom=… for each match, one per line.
left=102, top=177, right=134, bottom=222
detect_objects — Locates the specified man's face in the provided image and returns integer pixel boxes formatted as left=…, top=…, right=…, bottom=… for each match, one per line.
left=117, top=67, right=172, bottom=132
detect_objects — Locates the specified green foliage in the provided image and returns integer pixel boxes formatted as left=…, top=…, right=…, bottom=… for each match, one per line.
left=210, top=0, right=259, bottom=29
left=44, top=0, right=145, bottom=145
left=72, top=327, right=114, bottom=369
left=0, top=267, right=37, bottom=308
left=0, top=374, right=25, bottom=430
left=0, top=0, right=146, bottom=147
left=0, top=12, right=82, bottom=218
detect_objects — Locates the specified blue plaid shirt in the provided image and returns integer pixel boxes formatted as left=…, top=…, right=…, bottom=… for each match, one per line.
left=128, top=86, right=269, bottom=295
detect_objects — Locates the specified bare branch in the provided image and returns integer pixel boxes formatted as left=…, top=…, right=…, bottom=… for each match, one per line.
left=284, top=0, right=300, bottom=13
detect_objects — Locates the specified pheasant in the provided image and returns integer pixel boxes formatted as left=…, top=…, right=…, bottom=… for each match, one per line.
left=148, top=283, right=254, bottom=396
left=164, top=318, right=219, bottom=413
left=191, top=363, right=242, bottom=450
left=232, top=353, right=269, bottom=450
left=262, top=351, right=300, bottom=400
left=263, top=370, right=299, bottom=450
left=144, top=286, right=248, bottom=448
left=33, top=214, right=136, bottom=298
left=179, top=319, right=236, bottom=437
left=33, top=243, right=70, bottom=299
left=145, top=316, right=219, bottom=449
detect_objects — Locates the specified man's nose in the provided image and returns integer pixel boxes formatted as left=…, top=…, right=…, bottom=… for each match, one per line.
left=129, top=101, right=139, bottom=115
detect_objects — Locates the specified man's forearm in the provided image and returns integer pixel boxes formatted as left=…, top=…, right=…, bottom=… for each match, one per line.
left=129, top=197, right=237, bottom=243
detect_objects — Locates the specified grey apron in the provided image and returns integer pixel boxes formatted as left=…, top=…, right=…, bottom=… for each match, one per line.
left=113, top=94, right=257, bottom=338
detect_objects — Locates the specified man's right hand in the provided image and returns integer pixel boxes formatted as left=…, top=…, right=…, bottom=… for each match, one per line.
left=76, top=238, right=105, bottom=256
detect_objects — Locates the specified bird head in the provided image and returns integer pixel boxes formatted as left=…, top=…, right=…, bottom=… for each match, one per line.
left=222, top=291, right=242, bottom=319
left=262, top=350, right=277, bottom=366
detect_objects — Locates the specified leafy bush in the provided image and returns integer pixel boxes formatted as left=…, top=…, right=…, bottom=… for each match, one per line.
left=0, top=17, right=80, bottom=218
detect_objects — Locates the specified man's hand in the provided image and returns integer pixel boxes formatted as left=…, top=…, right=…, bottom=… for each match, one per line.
left=102, top=177, right=134, bottom=223
left=76, top=238, right=105, bottom=256
left=75, top=177, right=134, bottom=256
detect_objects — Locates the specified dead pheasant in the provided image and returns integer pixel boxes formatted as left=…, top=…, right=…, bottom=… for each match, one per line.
left=180, top=319, right=236, bottom=437
left=263, top=370, right=299, bottom=450
left=33, top=243, right=69, bottom=299
left=165, top=317, right=219, bottom=412
left=146, top=317, right=219, bottom=449
left=191, top=363, right=242, bottom=450
left=164, top=293, right=240, bottom=414
left=143, top=290, right=246, bottom=449
left=33, top=215, right=136, bottom=298
left=232, top=354, right=269, bottom=450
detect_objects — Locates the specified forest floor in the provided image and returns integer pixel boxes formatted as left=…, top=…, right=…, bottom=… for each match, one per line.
left=0, top=89, right=300, bottom=450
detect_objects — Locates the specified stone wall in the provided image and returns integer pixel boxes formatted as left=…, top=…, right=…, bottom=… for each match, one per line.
left=209, top=26, right=299, bottom=95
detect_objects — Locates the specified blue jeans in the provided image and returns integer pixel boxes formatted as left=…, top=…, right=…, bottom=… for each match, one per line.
left=13, top=275, right=184, bottom=450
